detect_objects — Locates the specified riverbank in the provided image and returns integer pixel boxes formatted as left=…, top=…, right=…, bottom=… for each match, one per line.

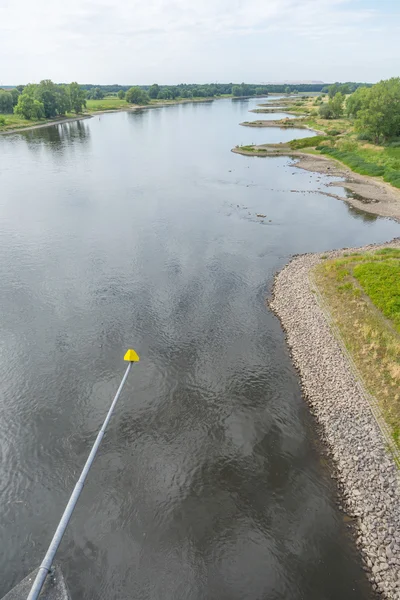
left=270, top=240, right=400, bottom=600
left=0, top=96, right=220, bottom=136
left=240, top=119, right=304, bottom=128
left=232, top=146, right=400, bottom=221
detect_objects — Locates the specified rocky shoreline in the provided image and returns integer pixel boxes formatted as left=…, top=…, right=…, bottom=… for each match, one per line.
left=270, top=240, right=400, bottom=600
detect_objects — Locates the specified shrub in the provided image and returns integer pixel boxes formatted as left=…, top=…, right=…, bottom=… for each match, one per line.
left=289, top=135, right=329, bottom=150
left=0, top=115, right=5, bottom=126
left=317, top=146, right=400, bottom=187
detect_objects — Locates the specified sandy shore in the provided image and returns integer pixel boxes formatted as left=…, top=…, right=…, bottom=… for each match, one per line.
left=232, top=147, right=400, bottom=221
left=270, top=240, right=400, bottom=600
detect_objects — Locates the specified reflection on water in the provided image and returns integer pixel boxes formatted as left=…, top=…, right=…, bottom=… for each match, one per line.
left=346, top=203, right=378, bottom=222
left=0, top=98, right=399, bottom=600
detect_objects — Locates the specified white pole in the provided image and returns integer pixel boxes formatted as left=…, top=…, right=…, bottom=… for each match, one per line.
left=27, top=357, right=136, bottom=600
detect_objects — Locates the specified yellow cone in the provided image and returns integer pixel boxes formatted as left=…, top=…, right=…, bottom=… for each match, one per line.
left=124, top=348, right=140, bottom=362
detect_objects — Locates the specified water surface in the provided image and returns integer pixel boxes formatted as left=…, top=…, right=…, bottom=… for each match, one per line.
left=1, top=97, right=399, bottom=599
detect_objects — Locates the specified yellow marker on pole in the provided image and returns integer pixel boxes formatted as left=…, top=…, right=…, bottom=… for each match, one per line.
left=124, top=348, right=140, bottom=362
left=26, top=350, right=140, bottom=600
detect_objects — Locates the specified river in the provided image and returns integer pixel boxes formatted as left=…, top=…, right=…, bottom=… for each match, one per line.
left=1, top=97, right=399, bottom=599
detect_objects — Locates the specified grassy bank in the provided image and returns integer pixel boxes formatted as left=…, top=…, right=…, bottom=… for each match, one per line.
left=0, top=94, right=231, bottom=132
left=314, top=247, right=400, bottom=445
left=240, top=95, right=400, bottom=190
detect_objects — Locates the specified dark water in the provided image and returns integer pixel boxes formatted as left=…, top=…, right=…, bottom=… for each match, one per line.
left=1, top=97, right=399, bottom=600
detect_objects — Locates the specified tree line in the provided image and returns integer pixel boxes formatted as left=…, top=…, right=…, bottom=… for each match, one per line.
left=79, top=82, right=328, bottom=100
left=317, top=78, right=400, bottom=144
left=0, top=80, right=86, bottom=119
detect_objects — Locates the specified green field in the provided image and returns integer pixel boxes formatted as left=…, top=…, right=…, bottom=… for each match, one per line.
left=85, top=97, right=128, bottom=111
left=315, top=248, right=400, bottom=445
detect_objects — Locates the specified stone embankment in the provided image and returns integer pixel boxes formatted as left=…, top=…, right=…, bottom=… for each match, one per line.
left=270, top=241, right=400, bottom=599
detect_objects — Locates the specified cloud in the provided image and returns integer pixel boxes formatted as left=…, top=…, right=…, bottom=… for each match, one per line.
left=0, top=0, right=398, bottom=83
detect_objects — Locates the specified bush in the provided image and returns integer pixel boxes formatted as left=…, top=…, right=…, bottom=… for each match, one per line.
left=385, top=138, right=400, bottom=148
left=357, top=132, right=373, bottom=141
left=289, top=135, right=329, bottom=150
left=327, top=129, right=342, bottom=136
left=0, top=115, right=5, bottom=125
left=319, top=103, right=335, bottom=119
left=317, top=146, right=400, bottom=187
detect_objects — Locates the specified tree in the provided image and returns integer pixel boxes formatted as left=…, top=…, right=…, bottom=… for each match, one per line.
left=318, top=92, right=344, bottom=119
left=319, top=103, right=335, bottom=119
left=86, top=87, right=104, bottom=100
left=14, top=94, right=45, bottom=119
left=117, top=90, right=125, bottom=100
left=331, top=92, right=344, bottom=118
left=285, top=86, right=291, bottom=95
left=56, top=85, right=71, bottom=115
left=125, top=86, right=150, bottom=104
left=0, top=90, right=13, bottom=113
left=34, top=80, right=60, bottom=118
left=10, top=88, right=20, bottom=106
left=157, top=88, right=173, bottom=100
left=328, top=83, right=340, bottom=99
left=355, top=78, right=400, bottom=143
left=148, top=84, right=160, bottom=99
left=346, top=86, right=370, bottom=118
left=68, top=82, right=86, bottom=113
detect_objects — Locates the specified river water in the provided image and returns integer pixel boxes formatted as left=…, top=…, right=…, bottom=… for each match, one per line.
left=1, top=97, right=399, bottom=600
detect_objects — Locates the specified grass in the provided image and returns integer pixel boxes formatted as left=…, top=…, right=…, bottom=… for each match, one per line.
left=0, top=112, right=46, bottom=131
left=85, top=97, right=128, bottom=111
left=289, top=135, right=329, bottom=150
left=317, top=145, right=400, bottom=188
left=314, top=248, right=400, bottom=446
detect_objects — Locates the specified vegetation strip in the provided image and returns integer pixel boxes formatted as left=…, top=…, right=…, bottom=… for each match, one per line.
left=270, top=241, right=400, bottom=599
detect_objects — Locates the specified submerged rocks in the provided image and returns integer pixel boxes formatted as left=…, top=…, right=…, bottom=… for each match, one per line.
left=270, top=240, right=400, bottom=600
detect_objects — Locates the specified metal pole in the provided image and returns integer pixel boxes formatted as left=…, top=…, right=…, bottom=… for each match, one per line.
left=27, top=361, right=133, bottom=600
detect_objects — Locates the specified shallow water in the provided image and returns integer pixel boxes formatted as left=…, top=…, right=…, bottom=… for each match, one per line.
left=1, top=96, right=399, bottom=599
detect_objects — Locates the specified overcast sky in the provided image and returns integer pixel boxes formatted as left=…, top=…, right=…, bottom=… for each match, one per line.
left=0, top=0, right=399, bottom=85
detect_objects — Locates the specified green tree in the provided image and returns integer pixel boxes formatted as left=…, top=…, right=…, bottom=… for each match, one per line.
left=14, top=94, right=45, bottom=119
left=125, top=86, right=150, bottom=105
left=331, top=92, right=344, bottom=118
left=319, top=103, right=335, bottom=119
left=148, top=84, right=160, bottom=99
left=0, top=90, right=13, bottom=113
left=328, top=83, right=340, bottom=99
left=285, top=86, right=291, bottom=95
left=355, top=78, right=400, bottom=143
left=34, top=80, right=60, bottom=118
left=56, top=85, right=71, bottom=115
left=10, top=88, right=20, bottom=106
left=86, top=87, right=104, bottom=100
left=117, top=89, right=125, bottom=100
left=319, top=93, right=344, bottom=119
left=346, top=86, right=370, bottom=118
left=68, top=82, right=86, bottom=113
left=157, top=88, right=173, bottom=100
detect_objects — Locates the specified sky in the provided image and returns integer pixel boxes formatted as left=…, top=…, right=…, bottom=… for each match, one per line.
left=0, top=0, right=399, bottom=85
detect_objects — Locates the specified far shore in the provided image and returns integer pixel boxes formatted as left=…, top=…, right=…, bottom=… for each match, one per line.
left=232, top=145, right=400, bottom=221
left=0, top=96, right=221, bottom=136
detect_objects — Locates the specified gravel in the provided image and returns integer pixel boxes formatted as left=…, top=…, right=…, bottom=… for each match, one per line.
left=270, top=240, right=400, bottom=599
